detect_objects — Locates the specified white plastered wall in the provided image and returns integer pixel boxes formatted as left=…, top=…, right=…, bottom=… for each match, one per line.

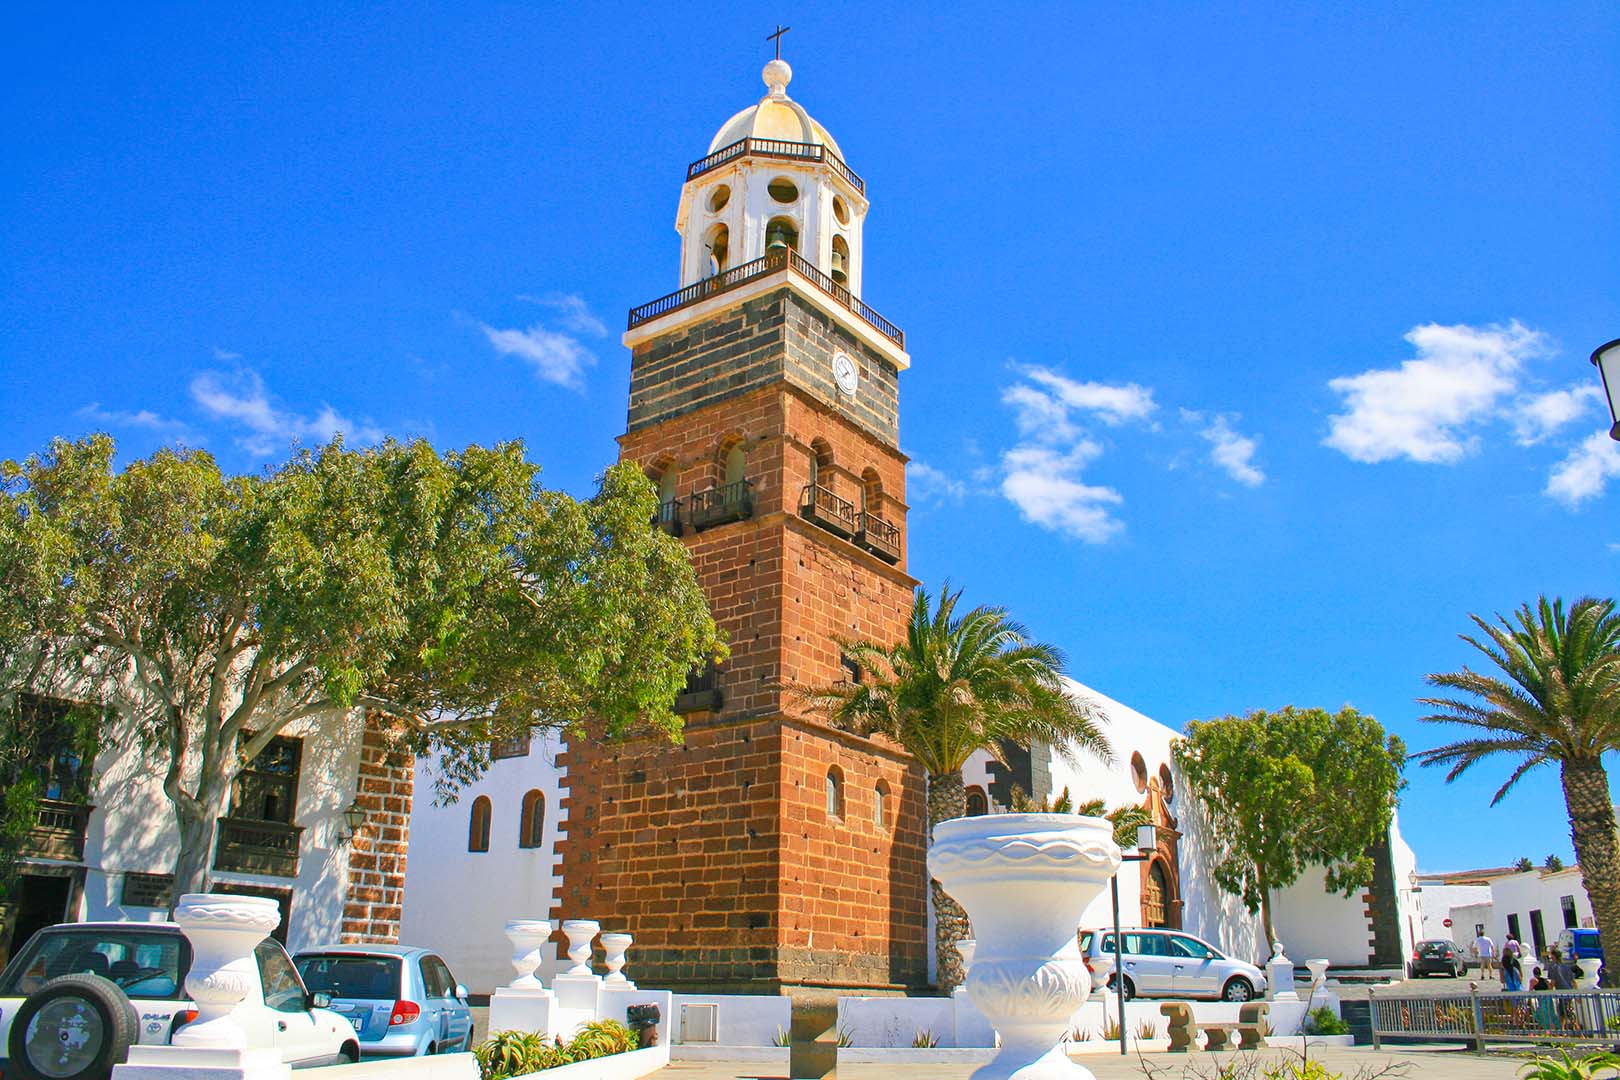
left=400, top=731, right=569, bottom=994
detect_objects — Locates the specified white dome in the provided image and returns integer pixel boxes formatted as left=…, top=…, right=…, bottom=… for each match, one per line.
left=707, top=60, right=845, bottom=160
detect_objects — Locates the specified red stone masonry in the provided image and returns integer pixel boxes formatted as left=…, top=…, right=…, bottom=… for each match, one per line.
left=339, top=712, right=414, bottom=943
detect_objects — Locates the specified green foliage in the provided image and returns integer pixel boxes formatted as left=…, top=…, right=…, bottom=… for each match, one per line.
left=567, top=1020, right=636, bottom=1059
left=771, top=1025, right=791, bottom=1047
left=0, top=435, right=723, bottom=891
left=836, top=1025, right=854, bottom=1049
left=1172, top=705, right=1405, bottom=941
left=1073, top=797, right=1155, bottom=850
left=1518, top=1049, right=1620, bottom=1080
left=0, top=695, right=100, bottom=902
left=911, top=1029, right=939, bottom=1048
left=1303, top=1007, right=1350, bottom=1036
left=474, top=1022, right=639, bottom=1080
left=1516, top=856, right=1536, bottom=872
left=1545, top=854, right=1566, bottom=871
left=799, top=583, right=1112, bottom=790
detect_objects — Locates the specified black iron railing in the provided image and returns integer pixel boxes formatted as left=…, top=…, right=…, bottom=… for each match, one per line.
left=627, top=249, right=904, bottom=349
left=856, top=512, right=902, bottom=563
left=799, top=484, right=857, bottom=538
left=674, top=661, right=723, bottom=714
left=653, top=498, right=683, bottom=537
left=213, top=818, right=303, bottom=878
left=24, top=799, right=93, bottom=861
left=687, top=479, right=754, bottom=531
left=687, top=137, right=865, bottom=194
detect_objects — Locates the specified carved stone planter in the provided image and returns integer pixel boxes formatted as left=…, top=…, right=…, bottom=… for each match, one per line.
left=929, top=813, right=1120, bottom=1080
left=562, top=919, right=600, bottom=978
left=171, top=892, right=283, bottom=1049
left=601, top=932, right=634, bottom=986
left=505, top=919, right=552, bottom=989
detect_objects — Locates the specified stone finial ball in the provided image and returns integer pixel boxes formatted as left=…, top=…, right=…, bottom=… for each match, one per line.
left=763, top=59, right=792, bottom=95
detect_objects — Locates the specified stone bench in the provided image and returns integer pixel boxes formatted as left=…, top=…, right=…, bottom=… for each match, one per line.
left=1236, top=1001, right=1270, bottom=1050
left=1160, top=1002, right=1268, bottom=1052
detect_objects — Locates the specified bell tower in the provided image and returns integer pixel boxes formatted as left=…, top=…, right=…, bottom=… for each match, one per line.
left=553, top=58, right=928, bottom=994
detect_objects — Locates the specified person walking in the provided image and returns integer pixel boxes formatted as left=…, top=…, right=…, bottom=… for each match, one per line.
left=1530, top=966, right=1558, bottom=1029
left=1474, top=930, right=1497, bottom=979
left=1501, top=934, right=1524, bottom=991
left=1549, top=946, right=1577, bottom=990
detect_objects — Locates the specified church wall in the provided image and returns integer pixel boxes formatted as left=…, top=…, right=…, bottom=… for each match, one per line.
left=400, top=730, right=568, bottom=994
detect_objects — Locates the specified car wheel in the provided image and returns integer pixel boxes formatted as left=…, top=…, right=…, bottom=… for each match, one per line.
left=338, top=1044, right=360, bottom=1065
left=6, top=973, right=140, bottom=1080
left=1221, top=977, right=1255, bottom=1002
left=1107, top=974, right=1135, bottom=1001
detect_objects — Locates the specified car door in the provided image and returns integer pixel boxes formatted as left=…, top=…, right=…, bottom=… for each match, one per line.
left=1167, top=934, right=1220, bottom=997
left=255, top=940, right=328, bottom=1066
left=422, top=956, right=471, bottom=1051
left=1125, top=932, right=1175, bottom=995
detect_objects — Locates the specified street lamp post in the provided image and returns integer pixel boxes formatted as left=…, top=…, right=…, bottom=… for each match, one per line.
left=1592, top=338, right=1620, bottom=441
left=1109, top=823, right=1158, bottom=1056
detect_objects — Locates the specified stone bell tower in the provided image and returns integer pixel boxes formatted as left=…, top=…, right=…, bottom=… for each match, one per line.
left=553, top=57, right=928, bottom=994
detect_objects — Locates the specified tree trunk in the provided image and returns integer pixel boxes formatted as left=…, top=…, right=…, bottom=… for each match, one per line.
left=1256, top=865, right=1276, bottom=962
left=171, top=782, right=231, bottom=899
left=928, top=770, right=969, bottom=994
left=1561, top=758, right=1620, bottom=988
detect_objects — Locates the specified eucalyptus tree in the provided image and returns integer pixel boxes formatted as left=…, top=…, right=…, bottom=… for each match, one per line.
left=1417, top=596, right=1620, bottom=985
left=798, top=584, right=1111, bottom=993
left=0, top=435, right=722, bottom=895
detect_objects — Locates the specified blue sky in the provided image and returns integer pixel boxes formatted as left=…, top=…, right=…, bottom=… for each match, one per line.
left=3, top=4, right=1617, bottom=872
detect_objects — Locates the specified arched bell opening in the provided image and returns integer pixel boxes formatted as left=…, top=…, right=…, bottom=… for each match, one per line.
left=766, top=216, right=800, bottom=256
left=831, top=235, right=851, bottom=286
left=705, top=223, right=730, bottom=277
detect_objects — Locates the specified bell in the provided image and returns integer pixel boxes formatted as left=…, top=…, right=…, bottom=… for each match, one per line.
left=830, top=249, right=848, bottom=284
left=766, top=224, right=789, bottom=253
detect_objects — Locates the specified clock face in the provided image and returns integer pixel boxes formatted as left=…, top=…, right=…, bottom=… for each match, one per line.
left=832, top=351, right=859, bottom=396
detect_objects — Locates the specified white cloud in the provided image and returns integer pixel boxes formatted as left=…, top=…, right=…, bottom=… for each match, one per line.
left=516, top=293, right=610, bottom=337
left=480, top=323, right=596, bottom=390
left=212, top=348, right=242, bottom=362
left=1000, top=442, right=1124, bottom=544
left=907, top=461, right=967, bottom=503
left=1546, top=431, right=1620, bottom=507
left=1021, top=367, right=1157, bottom=427
left=190, top=370, right=384, bottom=457
left=77, top=402, right=193, bottom=438
left=1001, top=383, right=1079, bottom=443
left=1512, top=386, right=1603, bottom=446
left=1323, top=321, right=1548, bottom=464
left=1194, top=413, right=1265, bottom=487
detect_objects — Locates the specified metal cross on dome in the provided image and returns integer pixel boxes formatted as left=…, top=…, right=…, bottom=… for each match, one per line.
left=766, top=24, right=791, bottom=60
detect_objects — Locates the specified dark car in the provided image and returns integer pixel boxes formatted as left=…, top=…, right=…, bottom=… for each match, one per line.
left=1409, top=939, right=1466, bottom=978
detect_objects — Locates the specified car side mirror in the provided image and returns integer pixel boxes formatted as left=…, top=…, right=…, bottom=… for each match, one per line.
left=455, top=984, right=468, bottom=1002
left=308, top=991, right=332, bottom=1010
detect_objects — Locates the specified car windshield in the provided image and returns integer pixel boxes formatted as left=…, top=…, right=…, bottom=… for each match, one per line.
left=294, top=953, right=402, bottom=1000
left=0, top=928, right=190, bottom=1001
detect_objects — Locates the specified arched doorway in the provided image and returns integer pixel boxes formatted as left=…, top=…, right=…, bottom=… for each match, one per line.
left=1143, top=860, right=1171, bottom=928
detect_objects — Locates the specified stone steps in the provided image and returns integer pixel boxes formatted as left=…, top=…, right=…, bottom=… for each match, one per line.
left=789, top=1001, right=839, bottom=1079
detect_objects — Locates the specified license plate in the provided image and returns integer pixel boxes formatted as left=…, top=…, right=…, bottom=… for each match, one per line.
left=342, top=1011, right=368, bottom=1034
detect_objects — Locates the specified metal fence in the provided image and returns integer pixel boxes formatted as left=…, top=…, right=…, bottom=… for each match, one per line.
left=1369, top=987, right=1620, bottom=1050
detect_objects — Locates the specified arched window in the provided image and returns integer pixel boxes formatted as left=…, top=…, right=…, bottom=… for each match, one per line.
left=705, top=223, right=729, bottom=276
left=861, top=468, right=883, bottom=513
left=657, top=466, right=678, bottom=506
left=831, top=235, right=851, bottom=286
left=519, top=790, right=545, bottom=849
left=468, top=795, right=491, bottom=853
left=965, top=787, right=989, bottom=817
left=874, top=780, right=890, bottom=830
left=1130, top=752, right=1148, bottom=793
left=765, top=216, right=799, bottom=255
left=825, top=766, right=845, bottom=820
left=809, top=438, right=834, bottom=488
left=724, top=443, right=747, bottom=487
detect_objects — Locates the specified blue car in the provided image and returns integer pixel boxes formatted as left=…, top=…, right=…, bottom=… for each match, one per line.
left=293, top=945, right=474, bottom=1057
left=1558, top=928, right=1604, bottom=964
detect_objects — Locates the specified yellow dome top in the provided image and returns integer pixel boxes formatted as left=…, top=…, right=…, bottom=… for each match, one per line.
left=707, top=60, right=845, bottom=160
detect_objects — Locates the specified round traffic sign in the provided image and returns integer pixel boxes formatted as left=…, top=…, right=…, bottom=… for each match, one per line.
left=1443, top=918, right=1453, bottom=928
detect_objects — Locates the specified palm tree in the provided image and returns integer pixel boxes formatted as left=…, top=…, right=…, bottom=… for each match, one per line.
left=797, top=584, right=1112, bottom=993
left=1074, top=797, right=1155, bottom=850
left=1416, top=596, right=1620, bottom=986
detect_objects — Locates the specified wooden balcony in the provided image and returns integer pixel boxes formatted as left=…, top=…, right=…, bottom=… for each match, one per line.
left=213, top=818, right=303, bottom=878
left=856, top=512, right=902, bottom=564
left=23, top=799, right=93, bottom=861
left=687, top=480, right=753, bottom=531
left=799, top=484, right=858, bottom=538
left=653, top=498, right=683, bottom=537
left=673, top=662, right=722, bottom=715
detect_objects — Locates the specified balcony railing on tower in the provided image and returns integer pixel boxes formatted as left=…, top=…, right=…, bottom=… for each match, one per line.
left=213, top=817, right=304, bottom=878
left=686, top=137, right=865, bottom=194
left=653, top=498, right=683, bottom=537
left=627, top=248, right=904, bottom=349
left=687, top=479, right=754, bottom=531
left=799, top=483, right=857, bottom=538
left=23, top=798, right=94, bottom=861
left=673, top=661, right=723, bottom=714
left=856, top=512, right=902, bottom=564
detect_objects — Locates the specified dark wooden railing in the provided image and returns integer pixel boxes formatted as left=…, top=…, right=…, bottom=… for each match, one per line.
left=213, top=818, right=303, bottom=878
left=24, top=799, right=94, bottom=861
left=653, top=498, right=683, bottom=537
left=673, top=661, right=723, bottom=714
left=627, top=249, right=905, bottom=349
left=687, top=479, right=754, bottom=531
left=799, top=483, right=857, bottom=538
left=687, top=137, right=865, bottom=194
left=857, top=512, right=902, bottom=563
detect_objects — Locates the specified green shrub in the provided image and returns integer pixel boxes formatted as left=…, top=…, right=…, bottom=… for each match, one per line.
left=1519, top=1049, right=1620, bottom=1080
left=475, top=1021, right=640, bottom=1080
left=1302, top=1007, right=1350, bottom=1036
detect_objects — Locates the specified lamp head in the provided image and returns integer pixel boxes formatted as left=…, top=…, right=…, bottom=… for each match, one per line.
left=1591, top=338, right=1620, bottom=441
left=1136, top=824, right=1158, bottom=854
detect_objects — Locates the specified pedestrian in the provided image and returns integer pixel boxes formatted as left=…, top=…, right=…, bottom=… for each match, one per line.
left=1474, top=930, right=1497, bottom=979
left=1530, top=967, right=1558, bottom=1029
left=1502, top=945, right=1523, bottom=992
left=1549, top=946, right=1577, bottom=991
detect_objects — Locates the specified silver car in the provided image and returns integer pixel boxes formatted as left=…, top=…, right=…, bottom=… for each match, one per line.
left=292, top=945, right=474, bottom=1057
left=1080, top=927, right=1267, bottom=1002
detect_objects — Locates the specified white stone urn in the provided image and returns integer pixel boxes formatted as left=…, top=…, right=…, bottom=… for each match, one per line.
left=601, top=933, right=634, bottom=986
left=1087, top=955, right=1114, bottom=1001
left=1576, top=958, right=1603, bottom=990
left=957, top=938, right=977, bottom=975
left=171, top=892, right=283, bottom=1049
left=1305, top=958, right=1330, bottom=993
left=929, top=813, right=1121, bottom=1080
left=504, top=919, right=552, bottom=989
left=562, top=919, right=600, bottom=978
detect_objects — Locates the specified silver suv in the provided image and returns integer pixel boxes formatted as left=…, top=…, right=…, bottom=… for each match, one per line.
left=1079, top=928, right=1267, bottom=1002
